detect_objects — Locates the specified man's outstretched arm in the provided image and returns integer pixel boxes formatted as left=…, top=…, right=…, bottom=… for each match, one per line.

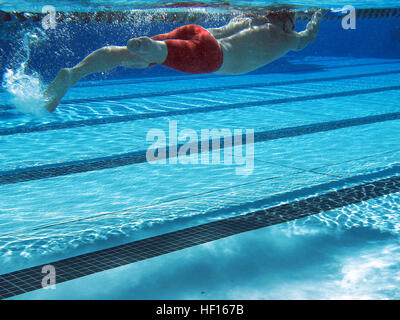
left=292, top=9, right=324, bottom=51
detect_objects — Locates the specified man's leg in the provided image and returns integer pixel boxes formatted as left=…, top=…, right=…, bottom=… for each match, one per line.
left=43, top=46, right=150, bottom=112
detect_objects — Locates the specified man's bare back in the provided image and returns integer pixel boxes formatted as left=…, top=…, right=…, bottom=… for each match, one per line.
left=214, top=9, right=324, bottom=74
left=42, top=9, right=324, bottom=112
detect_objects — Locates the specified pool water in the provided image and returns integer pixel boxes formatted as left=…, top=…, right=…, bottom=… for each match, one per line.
left=1, top=3, right=400, bottom=299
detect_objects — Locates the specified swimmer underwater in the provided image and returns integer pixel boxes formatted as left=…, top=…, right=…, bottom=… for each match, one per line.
left=42, top=9, right=325, bottom=112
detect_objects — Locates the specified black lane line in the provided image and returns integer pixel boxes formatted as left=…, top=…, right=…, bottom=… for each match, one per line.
left=1, top=111, right=400, bottom=186
left=1, top=173, right=399, bottom=299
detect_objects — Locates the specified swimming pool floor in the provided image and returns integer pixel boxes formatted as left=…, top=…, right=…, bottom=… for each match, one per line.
left=1, top=55, right=400, bottom=299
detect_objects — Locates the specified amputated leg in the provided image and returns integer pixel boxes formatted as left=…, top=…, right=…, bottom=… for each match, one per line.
left=43, top=46, right=148, bottom=112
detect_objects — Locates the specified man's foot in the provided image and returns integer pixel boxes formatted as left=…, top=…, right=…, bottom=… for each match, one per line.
left=42, top=68, right=75, bottom=112
left=126, top=36, right=167, bottom=64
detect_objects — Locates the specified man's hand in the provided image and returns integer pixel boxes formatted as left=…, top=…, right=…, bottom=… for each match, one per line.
left=312, top=9, right=327, bottom=22
left=293, top=8, right=324, bottom=51
left=306, top=9, right=324, bottom=36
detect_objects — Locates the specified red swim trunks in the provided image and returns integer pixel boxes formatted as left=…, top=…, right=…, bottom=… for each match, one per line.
left=151, top=24, right=223, bottom=74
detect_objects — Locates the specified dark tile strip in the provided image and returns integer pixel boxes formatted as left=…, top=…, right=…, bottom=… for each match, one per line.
left=1, top=174, right=399, bottom=299
left=1, top=111, right=400, bottom=186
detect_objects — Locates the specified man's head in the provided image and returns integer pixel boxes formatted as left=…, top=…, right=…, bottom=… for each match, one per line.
left=266, top=10, right=296, bottom=33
